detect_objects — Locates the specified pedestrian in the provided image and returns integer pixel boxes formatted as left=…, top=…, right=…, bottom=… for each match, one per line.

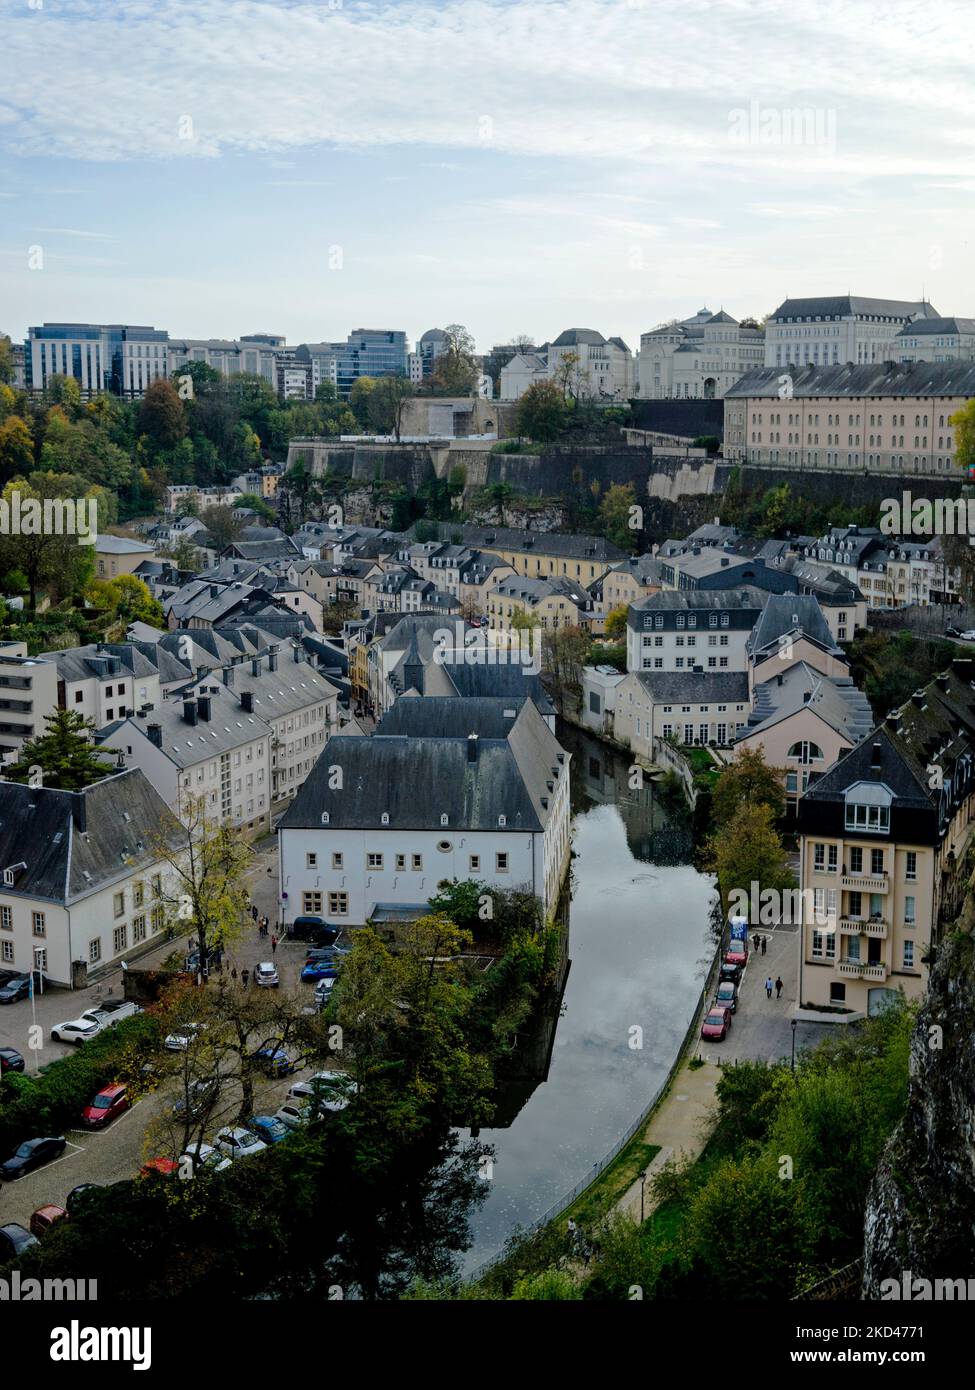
left=752, top=933, right=762, bottom=955
left=765, top=976, right=773, bottom=999
left=241, top=968, right=249, bottom=988
left=271, top=934, right=278, bottom=954
left=251, top=904, right=258, bottom=922
left=263, top=916, right=269, bottom=936
left=775, top=975, right=783, bottom=999
left=761, top=935, right=767, bottom=956
left=231, top=967, right=238, bottom=982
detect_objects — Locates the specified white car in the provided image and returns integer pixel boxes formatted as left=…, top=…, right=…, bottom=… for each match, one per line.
left=179, top=1143, right=231, bottom=1174
left=51, top=1016, right=105, bottom=1045
left=960, top=630, right=975, bottom=641
left=254, top=962, right=279, bottom=988
left=163, top=1023, right=205, bottom=1052
left=288, top=1070, right=356, bottom=1111
left=83, top=1002, right=141, bottom=1028
left=274, top=1102, right=316, bottom=1130
left=213, top=1126, right=268, bottom=1160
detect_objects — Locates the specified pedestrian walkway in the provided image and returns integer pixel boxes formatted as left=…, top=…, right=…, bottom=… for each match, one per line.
left=616, top=1059, right=719, bottom=1220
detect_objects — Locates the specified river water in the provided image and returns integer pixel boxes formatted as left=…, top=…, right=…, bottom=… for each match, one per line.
left=460, top=722, right=716, bottom=1272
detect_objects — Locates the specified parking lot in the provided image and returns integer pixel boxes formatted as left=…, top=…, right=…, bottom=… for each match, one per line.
left=0, top=838, right=342, bottom=1223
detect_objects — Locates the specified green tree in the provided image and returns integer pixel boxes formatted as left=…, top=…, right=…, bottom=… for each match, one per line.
left=349, top=377, right=377, bottom=427
left=429, top=325, right=478, bottom=396
left=598, top=482, right=638, bottom=552
left=0, top=473, right=105, bottom=609
left=366, top=375, right=414, bottom=439
left=0, top=334, right=14, bottom=385
left=0, top=415, right=34, bottom=481
left=138, top=379, right=186, bottom=451
left=514, top=380, right=566, bottom=442
left=950, top=398, right=975, bottom=476
left=604, top=603, right=629, bottom=639
left=712, top=745, right=786, bottom=827
left=3, top=709, right=115, bottom=791
left=199, top=503, right=244, bottom=550
left=708, top=802, right=794, bottom=914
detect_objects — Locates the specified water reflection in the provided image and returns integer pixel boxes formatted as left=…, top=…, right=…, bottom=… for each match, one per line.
left=461, top=723, right=715, bottom=1271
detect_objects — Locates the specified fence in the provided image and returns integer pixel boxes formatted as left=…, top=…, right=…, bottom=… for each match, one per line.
left=652, top=736, right=698, bottom=808
left=465, top=943, right=721, bottom=1283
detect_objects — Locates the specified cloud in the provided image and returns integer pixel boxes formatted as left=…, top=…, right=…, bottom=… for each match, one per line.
left=34, top=227, right=115, bottom=239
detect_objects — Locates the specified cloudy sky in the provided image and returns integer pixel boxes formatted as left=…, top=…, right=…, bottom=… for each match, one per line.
left=1, top=0, right=973, bottom=352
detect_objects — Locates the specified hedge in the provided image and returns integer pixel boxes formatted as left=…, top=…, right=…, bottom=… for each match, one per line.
left=0, top=1013, right=162, bottom=1156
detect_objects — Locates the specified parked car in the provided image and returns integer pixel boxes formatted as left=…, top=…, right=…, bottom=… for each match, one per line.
left=139, top=1158, right=179, bottom=1178
left=29, top=1205, right=67, bottom=1238
left=213, top=1126, right=267, bottom=1160
left=274, top=1101, right=316, bottom=1130
left=51, top=1016, right=105, bottom=1046
left=250, top=1114, right=290, bottom=1145
left=724, top=944, right=748, bottom=970
left=715, top=980, right=738, bottom=1014
left=81, top=1083, right=130, bottom=1129
left=301, top=959, right=340, bottom=982
left=0, top=1047, right=25, bottom=1074
left=314, top=977, right=336, bottom=1005
left=959, top=630, right=975, bottom=642
left=287, top=916, right=339, bottom=946
left=700, top=1007, right=733, bottom=1041
left=0, top=1135, right=67, bottom=1181
left=255, top=1046, right=299, bottom=1078
left=84, top=1001, right=141, bottom=1028
left=255, top=961, right=279, bottom=988
left=288, top=1070, right=356, bottom=1111
left=0, top=971, right=50, bottom=1005
left=0, top=1223, right=39, bottom=1257
left=719, top=960, right=743, bottom=985
left=66, top=1183, right=101, bottom=1214
left=179, top=1143, right=231, bottom=1174
left=164, top=1023, right=205, bottom=1051
left=172, top=1078, right=218, bottom=1119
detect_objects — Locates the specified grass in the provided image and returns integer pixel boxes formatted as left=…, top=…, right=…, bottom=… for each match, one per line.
left=563, top=1142, right=662, bottom=1228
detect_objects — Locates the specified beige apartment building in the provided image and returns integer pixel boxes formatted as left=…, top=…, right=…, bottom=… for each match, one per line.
left=725, top=360, right=975, bottom=475
left=796, top=660, right=975, bottom=1014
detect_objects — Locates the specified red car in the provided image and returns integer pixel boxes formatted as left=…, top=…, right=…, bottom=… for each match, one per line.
left=81, top=1083, right=130, bottom=1129
left=701, top=1006, right=732, bottom=1041
left=139, top=1158, right=179, bottom=1179
left=724, top=944, right=748, bottom=969
left=30, top=1204, right=67, bottom=1238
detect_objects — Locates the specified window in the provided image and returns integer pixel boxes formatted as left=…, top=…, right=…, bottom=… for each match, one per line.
left=0, top=906, right=11, bottom=931
left=89, top=938, right=102, bottom=964
left=850, top=847, right=863, bottom=874
left=303, top=891, right=323, bottom=914
left=133, top=914, right=147, bottom=943
left=905, top=851, right=917, bottom=881
left=904, top=895, right=916, bottom=925
left=113, top=924, right=127, bottom=954
left=814, top=843, right=825, bottom=871
left=31, top=911, right=45, bottom=937
left=367, top=852, right=383, bottom=870
left=113, top=892, right=125, bottom=918
left=328, top=891, right=348, bottom=916
left=150, top=905, right=164, bottom=933
left=788, top=741, right=824, bottom=763
left=306, top=853, right=318, bottom=869
left=845, top=803, right=890, bottom=833
left=152, top=875, right=162, bottom=898
left=331, top=853, right=343, bottom=870
left=395, top=853, right=406, bottom=871
left=496, top=852, right=509, bottom=872
left=469, top=854, right=480, bottom=872
left=903, top=940, right=915, bottom=969
left=411, top=854, right=423, bottom=871
left=811, top=929, right=835, bottom=959
left=1, top=941, right=12, bottom=964
left=870, top=848, right=884, bottom=875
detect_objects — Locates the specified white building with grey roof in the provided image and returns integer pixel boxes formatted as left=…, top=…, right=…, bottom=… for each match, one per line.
left=277, top=696, right=571, bottom=926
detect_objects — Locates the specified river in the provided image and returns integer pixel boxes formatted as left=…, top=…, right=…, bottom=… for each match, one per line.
left=460, top=722, right=716, bottom=1272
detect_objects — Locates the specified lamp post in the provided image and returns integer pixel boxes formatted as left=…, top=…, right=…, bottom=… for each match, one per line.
left=791, top=1017, right=798, bottom=1073
left=639, top=1168, right=648, bottom=1224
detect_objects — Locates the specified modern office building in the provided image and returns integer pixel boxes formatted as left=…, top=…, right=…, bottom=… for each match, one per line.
left=332, top=329, right=409, bottom=397
left=25, top=323, right=170, bottom=397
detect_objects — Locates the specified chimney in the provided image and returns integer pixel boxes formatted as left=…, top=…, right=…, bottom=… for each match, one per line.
left=147, top=723, right=162, bottom=747
left=251, top=658, right=261, bottom=677
left=803, top=690, right=811, bottom=703
left=210, top=585, right=220, bottom=598
left=293, top=644, right=302, bottom=663
left=467, top=733, right=479, bottom=763
left=886, top=709, right=902, bottom=734
left=936, top=672, right=949, bottom=692
left=241, top=691, right=254, bottom=713
left=197, top=696, right=211, bottom=721
left=268, top=648, right=278, bottom=672
left=911, top=690, right=926, bottom=708
left=183, top=699, right=198, bottom=726
left=71, top=793, right=87, bottom=833
left=777, top=673, right=784, bottom=687
left=224, top=666, right=235, bottom=689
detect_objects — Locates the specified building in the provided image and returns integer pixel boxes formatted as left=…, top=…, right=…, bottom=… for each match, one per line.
left=613, top=668, right=751, bottom=756
left=167, top=334, right=284, bottom=388
left=724, top=360, right=975, bottom=475
left=764, top=296, right=939, bottom=370
left=499, top=328, right=634, bottom=402
left=25, top=323, right=171, bottom=398
left=796, top=660, right=975, bottom=1014
left=486, top=574, right=596, bottom=634
left=637, top=308, right=765, bottom=399
left=94, top=535, right=158, bottom=579
left=0, top=644, right=60, bottom=761
left=0, top=770, right=184, bottom=987
left=332, top=330, right=408, bottom=398
left=410, top=523, right=625, bottom=585
left=600, top=555, right=666, bottom=613
left=39, top=642, right=162, bottom=727
left=277, top=695, right=572, bottom=925
left=894, top=316, right=975, bottom=364
left=626, top=588, right=767, bottom=674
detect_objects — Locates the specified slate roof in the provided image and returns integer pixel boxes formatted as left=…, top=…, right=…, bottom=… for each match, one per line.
left=279, top=697, right=566, bottom=833
left=747, top=594, right=840, bottom=659
left=410, top=522, right=625, bottom=562
left=0, top=770, right=183, bottom=906
left=726, top=361, right=975, bottom=399
left=376, top=695, right=532, bottom=741
left=742, top=662, right=873, bottom=743
left=106, top=686, right=273, bottom=768
left=40, top=642, right=158, bottom=685
left=437, top=660, right=557, bottom=719
left=631, top=585, right=768, bottom=616
left=552, top=328, right=607, bottom=347
left=894, top=316, right=975, bottom=338
left=631, top=670, right=750, bottom=703
left=94, top=535, right=156, bottom=554
left=767, top=296, right=937, bottom=323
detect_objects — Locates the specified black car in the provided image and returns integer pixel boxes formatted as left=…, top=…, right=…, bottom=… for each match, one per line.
left=0, top=1135, right=67, bottom=1181
left=172, top=1078, right=219, bottom=1119
left=66, top=1183, right=101, bottom=1214
left=288, top=916, right=339, bottom=946
left=0, top=1223, right=39, bottom=1257
left=0, top=1047, right=25, bottom=1074
left=0, top=971, right=50, bottom=1005
left=719, top=960, right=743, bottom=985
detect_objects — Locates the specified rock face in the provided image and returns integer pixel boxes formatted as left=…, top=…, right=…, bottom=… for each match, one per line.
left=862, top=932, right=975, bottom=1296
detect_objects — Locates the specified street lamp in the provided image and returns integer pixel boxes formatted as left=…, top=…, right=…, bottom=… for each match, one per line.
left=791, top=1017, right=798, bottom=1073
left=639, top=1168, right=648, bottom=1224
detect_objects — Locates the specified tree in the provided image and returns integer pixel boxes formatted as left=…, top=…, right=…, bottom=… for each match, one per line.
left=0, top=415, right=34, bottom=481
left=712, top=745, right=786, bottom=828
left=429, top=325, right=478, bottom=396
left=165, top=536, right=202, bottom=572
left=515, top=381, right=567, bottom=443
left=86, top=574, right=164, bottom=627
left=0, top=334, right=14, bottom=385
left=367, top=376, right=414, bottom=439
left=0, top=473, right=106, bottom=609
left=598, top=483, right=638, bottom=552
left=950, top=398, right=975, bottom=477
left=199, top=503, right=244, bottom=550
left=2, top=709, right=115, bottom=790
left=138, top=379, right=186, bottom=452
left=708, top=802, right=794, bottom=914
left=349, top=377, right=377, bottom=427
left=541, top=625, right=590, bottom=711
left=604, top=604, right=629, bottom=639
left=150, top=794, right=252, bottom=985
left=551, top=349, right=583, bottom=401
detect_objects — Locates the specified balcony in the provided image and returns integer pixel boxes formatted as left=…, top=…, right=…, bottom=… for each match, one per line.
left=838, top=959, right=864, bottom=977
left=838, top=918, right=863, bottom=935
left=862, top=963, right=889, bottom=982
left=864, top=919, right=888, bottom=939
left=840, top=873, right=888, bottom=893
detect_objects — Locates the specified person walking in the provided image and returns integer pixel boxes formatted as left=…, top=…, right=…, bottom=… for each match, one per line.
left=262, top=916, right=270, bottom=936
left=231, top=967, right=238, bottom=983
left=241, top=968, right=249, bottom=987
left=752, top=934, right=762, bottom=955
left=761, top=935, right=768, bottom=955
left=251, top=904, right=258, bottom=922
left=765, top=975, right=773, bottom=999
left=271, top=934, right=278, bottom=954
left=775, top=975, right=784, bottom=999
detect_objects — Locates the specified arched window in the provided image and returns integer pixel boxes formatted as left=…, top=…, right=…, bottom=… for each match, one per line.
left=788, top=740, right=824, bottom=764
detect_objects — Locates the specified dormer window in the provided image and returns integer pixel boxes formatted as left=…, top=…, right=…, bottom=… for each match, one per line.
left=440, top=813, right=449, bottom=826
left=844, top=782, right=892, bottom=834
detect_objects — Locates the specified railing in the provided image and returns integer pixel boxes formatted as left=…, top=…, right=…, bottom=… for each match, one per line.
left=465, top=943, right=721, bottom=1284
left=840, top=873, right=888, bottom=892
left=861, top=963, right=889, bottom=981
left=837, top=959, right=864, bottom=977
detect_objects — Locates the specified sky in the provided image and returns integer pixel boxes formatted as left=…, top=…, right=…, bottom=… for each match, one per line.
left=1, top=0, right=974, bottom=354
